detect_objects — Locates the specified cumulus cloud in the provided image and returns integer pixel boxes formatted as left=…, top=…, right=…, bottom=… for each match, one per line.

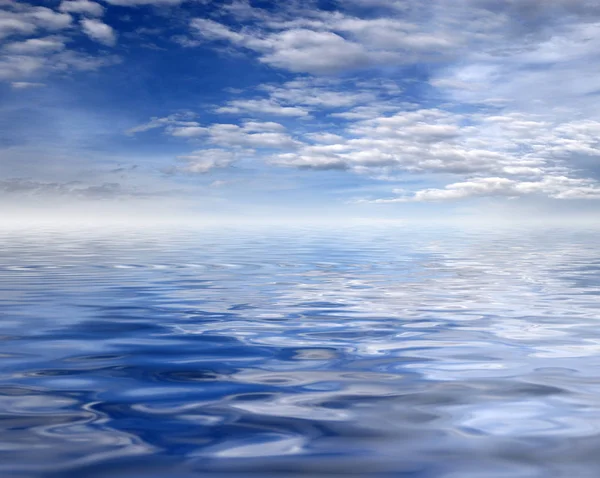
left=6, top=0, right=595, bottom=209
left=368, top=176, right=600, bottom=203
left=171, top=149, right=237, bottom=174
left=187, top=13, right=459, bottom=75
left=413, top=1, right=600, bottom=127
left=0, top=4, right=72, bottom=40
left=268, top=106, right=600, bottom=202
left=3, top=36, right=66, bottom=55
left=0, top=48, right=120, bottom=80
left=179, top=0, right=600, bottom=124
left=0, top=2, right=120, bottom=83
left=80, top=18, right=117, bottom=46
left=262, top=78, right=380, bottom=108
left=103, top=0, right=186, bottom=5
left=25, top=7, right=73, bottom=31
left=59, top=1, right=104, bottom=17
left=129, top=100, right=600, bottom=202
left=202, top=123, right=299, bottom=149
left=0, top=55, right=45, bottom=80
left=129, top=116, right=299, bottom=149
left=257, top=29, right=371, bottom=74
left=272, top=109, right=496, bottom=173
left=214, top=77, right=403, bottom=124
left=216, top=99, right=310, bottom=118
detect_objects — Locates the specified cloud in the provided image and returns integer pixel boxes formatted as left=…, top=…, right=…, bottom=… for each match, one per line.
left=0, top=3, right=119, bottom=82
left=26, top=7, right=73, bottom=31
left=4, top=0, right=600, bottom=212
left=271, top=150, right=349, bottom=171
left=0, top=5, right=72, bottom=40
left=258, top=29, right=372, bottom=75
left=204, top=123, right=299, bottom=149
left=213, top=77, right=403, bottom=125
left=216, top=99, right=311, bottom=118
left=242, top=121, right=287, bottom=132
left=188, top=18, right=372, bottom=75
left=171, top=149, right=237, bottom=174
left=125, top=112, right=197, bottom=135
left=268, top=104, right=600, bottom=203
left=0, top=178, right=165, bottom=200
left=103, top=0, right=187, bottom=5
left=187, top=14, right=458, bottom=75
left=129, top=115, right=299, bottom=149
left=11, top=81, right=45, bottom=89
left=304, top=132, right=345, bottom=144
left=3, top=36, right=66, bottom=55
left=129, top=100, right=600, bottom=204
left=182, top=0, right=600, bottom=90
left=80, top=18, right=117, bottom=46
left=262, top=78, right=382, bottom=109
left=272, top=109, right=500, bottom=173
left=59, top=1, right=104, bottom=17
left=368, top=176, right=600, bottom=203
left=0, top=55, right=45, bottom=80
left=0, top=17, right=36, bottom=40
left=0, top=48, right=120, bottom=81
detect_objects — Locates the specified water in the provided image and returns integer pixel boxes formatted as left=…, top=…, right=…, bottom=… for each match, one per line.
left=1, top=225, right=600, bottom=477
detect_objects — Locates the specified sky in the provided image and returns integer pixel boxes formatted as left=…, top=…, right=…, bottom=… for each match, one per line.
left=3, top=0, right=600, bottom=224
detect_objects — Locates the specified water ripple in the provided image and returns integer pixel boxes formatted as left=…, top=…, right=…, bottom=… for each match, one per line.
left=1, top=225, right=600, bottom=477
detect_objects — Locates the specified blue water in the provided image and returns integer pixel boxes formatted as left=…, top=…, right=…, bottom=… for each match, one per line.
left=1, top=225, right=600, bottom=477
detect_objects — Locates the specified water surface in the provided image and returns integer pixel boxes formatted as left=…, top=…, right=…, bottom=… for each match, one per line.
left=1, top=225, right=600, bottom=477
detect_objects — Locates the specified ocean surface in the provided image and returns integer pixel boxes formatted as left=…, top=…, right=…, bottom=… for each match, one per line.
left=1, top=224, right=600, bottom=478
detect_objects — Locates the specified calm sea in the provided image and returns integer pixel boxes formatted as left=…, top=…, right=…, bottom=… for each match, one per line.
left=1, top=225, right=600, bottom=477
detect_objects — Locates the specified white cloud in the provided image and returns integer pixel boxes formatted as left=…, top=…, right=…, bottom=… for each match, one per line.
left=205, top=123, right=299, bottom=149
left=242, top=121, right=286, bottom=132
left=173, top=149, right=237, bottom=174
left=49, top=49, right=121, bottom=72
left=0, top=178, right=165, bottom=200
left=23, top=0, right=599, bottom=208
left=169, top=125, right=207, bottom=138
left=26, top=7, right=73, bottom=31
left=125, top=112, right=197, bottom=135
left=190, top=18, right=247, bottom=44
left=128, top=115, right=299, bottom=150
left=258, top=29, right=371, bottom=75
left=0, top=3, right=120, bottom=83
left=0, top=16, right=36, bottom=39
left=305, top=132, right=346, bottom=144
left=59, top=1, right=104, bottom=17
left=268, top=103, right=600, bottom=203
left=0, top=47, right=120, bottom=81
left=216, top=99, right=310, bottom=118
left=3, top=37, right=66, bottom=55
left=181, top=0, right=600, bottom=100
left=187, top=13, right=460, bottom=75
left=369, top=176, right=600, bottom=203
left=213, top=77, right=403, bottom=125
left=0, top=5, right=72, bottom=40
left=11, top=81, right=45, bottom=89
left=80, top=18, right=117, bottom=46
left=260, top=77, right=393, bottom=108
left=0, top=55, right=45, bottom=80
left=129, top=101, right=600, bottom=203
left=273, top=109, right=503, bottom=174
left=103, top=0, right=187, bottom=5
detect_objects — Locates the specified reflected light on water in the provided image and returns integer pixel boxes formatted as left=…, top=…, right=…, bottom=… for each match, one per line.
left=1, top=225, right=600, bottom=477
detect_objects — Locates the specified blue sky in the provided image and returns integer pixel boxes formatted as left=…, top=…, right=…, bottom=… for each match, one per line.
left=3, top=0, right=600, bottom=223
